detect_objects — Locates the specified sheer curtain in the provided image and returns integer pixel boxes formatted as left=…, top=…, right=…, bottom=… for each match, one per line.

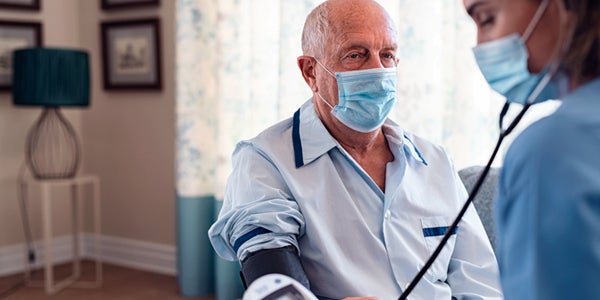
left=175, top=0, right=555, bottom=298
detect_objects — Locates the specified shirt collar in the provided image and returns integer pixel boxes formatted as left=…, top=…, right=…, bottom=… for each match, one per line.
left=292, top=99, right=427, bottom=168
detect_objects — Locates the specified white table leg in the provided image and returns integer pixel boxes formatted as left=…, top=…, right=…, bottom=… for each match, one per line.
left=72, top=183, right=81, bottom=278
left=24, top=175, right=103, bottom=294
left=93, top=178, right=103, bottom=285
left=41, top=183, right=54, bottom=295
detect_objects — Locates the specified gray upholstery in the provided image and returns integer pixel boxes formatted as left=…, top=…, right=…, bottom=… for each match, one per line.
left=458, top=166, right=499, bottom=251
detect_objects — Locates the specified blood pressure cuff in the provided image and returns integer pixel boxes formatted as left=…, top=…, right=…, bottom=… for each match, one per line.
left=240, top=245, right=310, bottom=290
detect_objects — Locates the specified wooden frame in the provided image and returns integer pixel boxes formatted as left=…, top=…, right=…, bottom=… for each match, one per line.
left=101, top=0, right=159, bottom=11
left=101, top=18, right=162, bottom=90
left=0, top=0, right=40, bottom=10
left=0, top=20, right=42, bottom=90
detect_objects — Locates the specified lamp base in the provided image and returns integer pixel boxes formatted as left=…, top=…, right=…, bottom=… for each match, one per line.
left=26, top=107, right=80, bottom=179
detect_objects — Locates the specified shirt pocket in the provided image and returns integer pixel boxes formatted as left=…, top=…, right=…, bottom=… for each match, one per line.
left=420, top=216, right=458, bottom=282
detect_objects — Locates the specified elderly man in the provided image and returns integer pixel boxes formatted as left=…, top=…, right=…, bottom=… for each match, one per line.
left=209, top=0, right=502, bottom=299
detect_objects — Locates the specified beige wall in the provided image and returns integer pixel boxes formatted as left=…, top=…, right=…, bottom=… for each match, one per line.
left=80, top=0, right=176, bottom=245
left=0, top=0, right=83, bottom=247
left=0, top=0, right=175, bottom=248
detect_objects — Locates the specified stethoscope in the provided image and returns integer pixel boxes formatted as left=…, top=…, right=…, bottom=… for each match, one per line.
left=397, top=67, right=558, bottom=300
left=397, top=1, right=578, bottom=295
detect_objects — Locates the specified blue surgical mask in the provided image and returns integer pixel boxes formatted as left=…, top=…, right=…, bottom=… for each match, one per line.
left=314, top=59, right=397, bottom=132
left=472, top=0, right=568, bottom=105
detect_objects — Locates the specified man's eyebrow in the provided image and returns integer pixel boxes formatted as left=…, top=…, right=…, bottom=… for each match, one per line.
left=384, top=43, right=398, bottom=51
left=466, top=0, right=485, bottom=17
left=340, top=43, right=397, bottom=51
left=343, top=44, right=367, bottom=50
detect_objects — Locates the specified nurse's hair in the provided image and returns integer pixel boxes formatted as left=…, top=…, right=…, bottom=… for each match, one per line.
left=560, top=0, right=600, bottom=81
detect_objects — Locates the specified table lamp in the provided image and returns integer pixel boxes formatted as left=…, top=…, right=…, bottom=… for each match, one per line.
left=12, top=48, right=90, bottom=179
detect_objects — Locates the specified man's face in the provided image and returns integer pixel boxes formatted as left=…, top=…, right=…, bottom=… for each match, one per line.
left=323, top=17, right=398, bottom=72
left=315, top=4, right=399, bottom=106
left=463, top=0, right=563, bottom=73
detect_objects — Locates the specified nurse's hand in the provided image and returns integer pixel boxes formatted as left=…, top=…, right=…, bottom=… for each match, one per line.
left=343, top=297, right=378, bottom=300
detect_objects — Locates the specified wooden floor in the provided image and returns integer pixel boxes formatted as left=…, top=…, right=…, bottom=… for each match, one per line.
left=0, top=261, right=214, bottom=300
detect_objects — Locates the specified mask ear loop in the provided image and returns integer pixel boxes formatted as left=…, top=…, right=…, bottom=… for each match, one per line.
left=498, top=0, right=550, bottom=134
left=522, top=0, right=551, bottom=41
left=313, top=58, right=336, bottom=77
left=312, top=58, right=337, bottom=110
left=497, top=0, right=550, bottom=132
left=500, top=0, right=576, bottom=136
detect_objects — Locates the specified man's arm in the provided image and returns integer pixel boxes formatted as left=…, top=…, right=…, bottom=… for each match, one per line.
left=446, top=200, right=503, bottom=299
left=241, top=245, right=310, bottom=289
left=208, top=141, right=307, bottom=284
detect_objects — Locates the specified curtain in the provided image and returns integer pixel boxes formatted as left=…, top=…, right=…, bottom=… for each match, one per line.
left=175, top=0, right=558, bottom=298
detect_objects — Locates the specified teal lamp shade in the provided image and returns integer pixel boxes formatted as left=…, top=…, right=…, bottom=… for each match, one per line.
left=12, top=48, right=91, bottom=179
left=13, top=48, right=90, bottom=107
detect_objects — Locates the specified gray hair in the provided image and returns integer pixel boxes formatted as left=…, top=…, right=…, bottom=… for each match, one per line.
left=301, top=2, right=330, bottom=58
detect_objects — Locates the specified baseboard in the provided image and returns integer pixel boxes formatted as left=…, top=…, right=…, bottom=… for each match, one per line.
left=0, top=234, right=176, bottom=277
left=0, top=235, right=79, bottom=277
left=90, top=235, right=176, bottom=276
left=0, top=243, right=23, bottom=276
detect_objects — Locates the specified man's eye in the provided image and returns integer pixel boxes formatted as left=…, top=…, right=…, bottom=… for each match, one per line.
left=341, top=51, right=368, bottom=69
left=382, top=53, right=397, bottom=67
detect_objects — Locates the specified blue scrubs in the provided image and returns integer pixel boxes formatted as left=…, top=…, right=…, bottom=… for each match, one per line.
left=496, top=78, right=600, bottom=299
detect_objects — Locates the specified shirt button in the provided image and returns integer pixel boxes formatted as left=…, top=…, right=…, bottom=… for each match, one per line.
left=384, top=209, right=391, bottom=219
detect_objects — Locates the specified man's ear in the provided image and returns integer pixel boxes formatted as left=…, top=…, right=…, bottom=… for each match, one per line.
left=297, top=56, right=318, bottom=93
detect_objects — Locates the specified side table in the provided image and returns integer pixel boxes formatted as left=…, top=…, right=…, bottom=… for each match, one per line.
left=21, top=174, right=103, bottom=295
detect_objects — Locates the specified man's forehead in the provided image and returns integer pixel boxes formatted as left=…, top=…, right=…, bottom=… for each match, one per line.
left=329, top=11, right=397, bottom=38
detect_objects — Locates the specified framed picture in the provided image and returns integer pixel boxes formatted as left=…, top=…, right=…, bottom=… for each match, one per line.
left=0, top=20, right=42, bottom=90
left=101, top=0, right=159, bottom=10
left=101, top=18, right=162, bottom=90
left=0, top=0, right=40, bottom=10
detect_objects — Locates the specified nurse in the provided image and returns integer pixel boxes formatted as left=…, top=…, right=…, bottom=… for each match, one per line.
left=464, top=0, right=600, bottom=299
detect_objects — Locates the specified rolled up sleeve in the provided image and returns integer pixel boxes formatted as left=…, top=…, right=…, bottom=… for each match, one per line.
left=208, top=141, right=305, bottom=261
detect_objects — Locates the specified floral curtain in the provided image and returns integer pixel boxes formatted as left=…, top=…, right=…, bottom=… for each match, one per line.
left=175, top=0, right=557, bottom=298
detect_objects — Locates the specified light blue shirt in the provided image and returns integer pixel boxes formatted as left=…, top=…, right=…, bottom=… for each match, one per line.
left=209, top=100, right=502, bottom=299
left=496, top=78, right=600, bottom=299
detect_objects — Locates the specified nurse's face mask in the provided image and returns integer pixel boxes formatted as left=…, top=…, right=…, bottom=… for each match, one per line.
left=472, top=0, right=569, bottom=105
left=313, top=58, right=398, bottom=133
